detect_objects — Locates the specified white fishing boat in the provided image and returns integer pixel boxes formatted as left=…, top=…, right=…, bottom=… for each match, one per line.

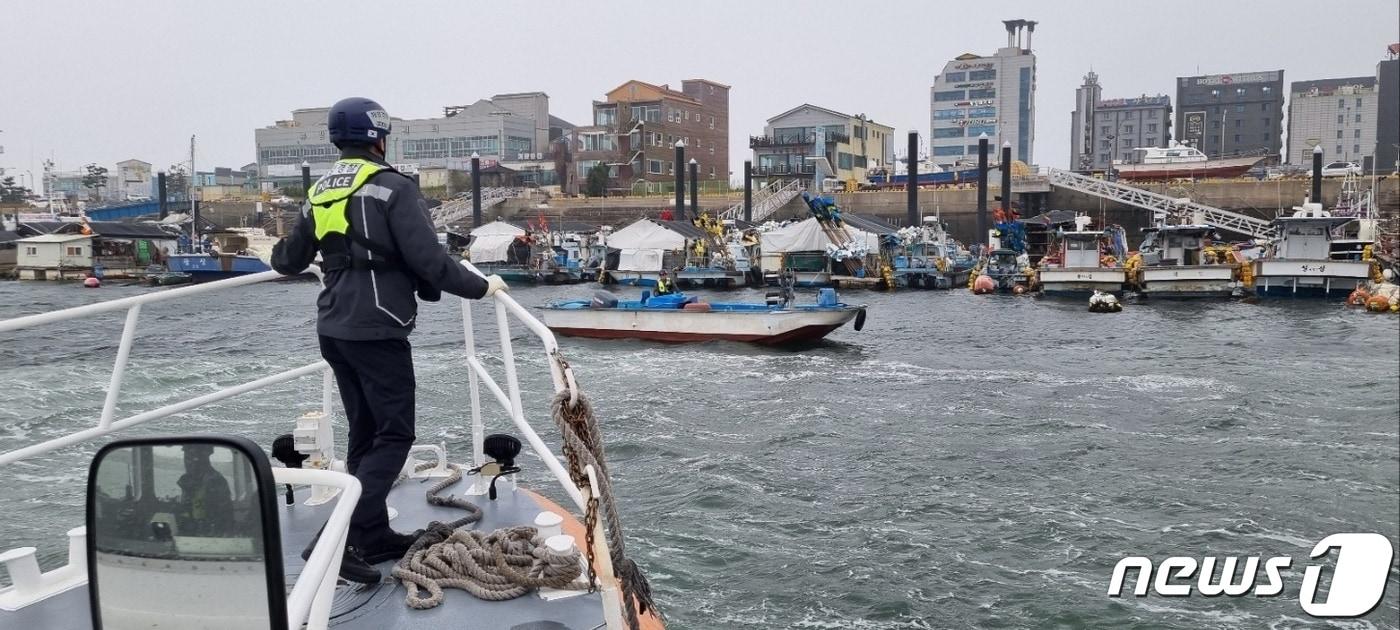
left=602, top=218, right=748, bottom=289
left=1253, top=201, right=1373, bottom=298
left=1115, top=142, right=1264, bottom=181
left=1133, top=224, right=1238, bottom=298
left=1036, top=217, right=1126, bottom=296
left=540, top=286, right=866, bottom=345
left=892, top=217, right=974, bottom=290
left=0, top=264, right=663, bottom=630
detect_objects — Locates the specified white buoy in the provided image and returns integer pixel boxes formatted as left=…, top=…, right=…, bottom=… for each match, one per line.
left=1088, top=290, right=1121, bottom=313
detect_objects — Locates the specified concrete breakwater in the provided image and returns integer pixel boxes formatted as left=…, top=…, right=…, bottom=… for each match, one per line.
left=207, top=175, right=1396, bottom=247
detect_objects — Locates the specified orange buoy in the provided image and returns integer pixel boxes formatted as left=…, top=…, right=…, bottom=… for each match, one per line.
left=972, top=275, right=995, bottom=294
left=83, top=276, right=101, bottom=288
left=1012, top=284, right=1027, bottom=295
left=1365, top=295, right=1390, bottom=312
left=1347, top=288, right=1369, bottom=306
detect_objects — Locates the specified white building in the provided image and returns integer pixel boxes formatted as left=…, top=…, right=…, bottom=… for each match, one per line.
left=929, top=19, right=1037, bottom=168
left=750, top=104, right=895, bottom=185
left=15, top=233, right=93, bottom=280
left=1286, top=77, right=1379, bottom=165
left=254, top=93, right=573, bottom=188
left=115, top=159, right=153, bottom=200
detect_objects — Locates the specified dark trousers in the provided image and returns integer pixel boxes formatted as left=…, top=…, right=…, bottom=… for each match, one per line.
left=318, top=335, right=416, bottom=549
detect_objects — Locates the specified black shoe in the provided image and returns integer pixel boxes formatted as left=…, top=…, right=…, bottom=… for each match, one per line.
left=338, top=547, right=382, bottom=584
left=358, top=529, right=424, bottom=565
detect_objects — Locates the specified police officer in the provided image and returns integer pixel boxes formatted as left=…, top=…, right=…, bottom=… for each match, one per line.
left=270, top=97, right=507, bottom=583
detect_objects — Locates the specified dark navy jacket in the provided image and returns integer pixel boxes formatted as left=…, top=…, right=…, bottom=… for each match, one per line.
left=271, top=148, right=487, bottom=340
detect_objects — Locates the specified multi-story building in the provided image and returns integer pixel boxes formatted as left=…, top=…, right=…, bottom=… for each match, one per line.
left=749, top=104, right=894, bottom=185
left=254, top=93, right=572, bottom=189
left=46, top=170, right=87, bottom=201
left=1175, top=70, right=1284, bottom=160
left=929, top=19, right=1037, bottom=168
left=570, top=78, right=730, bottom=195
left=1286, top=77, right=1378, bottom=165
left=1376, top=45, right=1399, bottom=172
left=114, top=159, right=153, bottom=200
left=1069, top=72, right=1172, bottom=171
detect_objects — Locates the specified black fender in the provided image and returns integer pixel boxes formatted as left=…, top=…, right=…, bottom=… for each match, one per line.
left=853, top=308, right=867, bottom=331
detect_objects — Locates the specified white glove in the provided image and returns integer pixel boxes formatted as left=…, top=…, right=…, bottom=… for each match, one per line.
left=484, top=274, right=509, bottom=297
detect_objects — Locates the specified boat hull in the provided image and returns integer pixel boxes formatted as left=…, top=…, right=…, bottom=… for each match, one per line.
left=1116, top=156, right=1263, bottom=181
left=1253, top=259, right=1370, bottom=298
left=166, top=254, right=270, bottom=282
left=1038, top=268, right=1126, bottom=296
left=1139, top=265, right=1236, bottom=298
left=540, top=307, right=859, bottom=345
left=480, top=264, right=585, bottom=285
left=895, top=268, right=968, bottom=290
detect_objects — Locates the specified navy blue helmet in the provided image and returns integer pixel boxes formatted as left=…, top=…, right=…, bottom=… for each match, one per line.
left=327, top=97, right=392, bottom=146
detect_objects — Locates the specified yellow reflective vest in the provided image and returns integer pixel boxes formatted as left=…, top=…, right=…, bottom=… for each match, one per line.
left=308, top=158, right=387, bottom=240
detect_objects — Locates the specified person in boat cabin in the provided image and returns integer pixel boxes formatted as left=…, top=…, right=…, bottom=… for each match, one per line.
left=655, top=269, right=676, bottom=295
left=176, top=443, right=233, bottom=537
left=268, top=97, right=508, bottom=583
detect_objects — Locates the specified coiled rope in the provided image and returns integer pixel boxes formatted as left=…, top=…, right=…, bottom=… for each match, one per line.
left=390, top=462, right=587, bottom=609
left=392, top=524, right=587, bottom=608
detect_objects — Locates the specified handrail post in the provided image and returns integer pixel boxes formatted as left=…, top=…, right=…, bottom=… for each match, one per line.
left=318, top=368, right=336, bottom=464
left=461, top=297, right=485, bottom=473
left=98, top=304, right=142, bottom=429
left=494, top=301, right=526, bottom=423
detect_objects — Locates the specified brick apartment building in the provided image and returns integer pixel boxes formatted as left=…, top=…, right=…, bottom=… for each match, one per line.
left=571, top=79, right=730, bottom=195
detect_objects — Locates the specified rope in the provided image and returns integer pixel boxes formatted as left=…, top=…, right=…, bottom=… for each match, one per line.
left=420, top=462, right=484, bottom=529
left=551, top=387, right=659, bottom=630
left=391, top=525, right=587, bottom=609
left=390, top=462, right=586, bottom=609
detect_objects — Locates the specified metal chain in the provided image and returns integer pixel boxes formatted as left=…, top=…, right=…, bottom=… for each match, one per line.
left=549, top=351, right=657, bottom=629
left=553, top=369, right=602, bottom=593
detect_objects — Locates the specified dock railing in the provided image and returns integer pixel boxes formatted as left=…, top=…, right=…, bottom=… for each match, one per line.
left=0, top=262, right=624, bottom=629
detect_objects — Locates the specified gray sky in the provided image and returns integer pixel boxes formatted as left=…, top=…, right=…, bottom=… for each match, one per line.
left=2, top=0, right=1396, bottom=184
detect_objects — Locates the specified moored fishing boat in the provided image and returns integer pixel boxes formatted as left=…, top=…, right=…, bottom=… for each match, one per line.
left=1129, top=224, right=1239, bottom=298
left=468, top=219, right=599, bottom=285
left=891, top=217, right=973, bottom=289
left=1253, top=201, right=1373, bottom=298
left=1036, top=218, right=1127, bottom=296
left=970, top=249, right=1032, bottom=294
left=165, top=228, right=275, bottom=282
left=540, top=286, right=866, bottom=345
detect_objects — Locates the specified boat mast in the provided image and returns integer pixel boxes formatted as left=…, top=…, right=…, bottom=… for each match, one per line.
left=189, top=135, right=197, bottom=251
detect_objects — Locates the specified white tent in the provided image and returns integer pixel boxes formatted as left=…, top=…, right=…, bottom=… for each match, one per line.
left=760, top=217, right=879, bottom=253
left=606, top=219, right=689, bottom=272
left=468, top=220, right=526, bottom=263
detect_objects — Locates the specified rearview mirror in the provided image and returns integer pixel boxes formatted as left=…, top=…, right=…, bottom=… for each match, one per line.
left=86, top=436, right=287, bottom=630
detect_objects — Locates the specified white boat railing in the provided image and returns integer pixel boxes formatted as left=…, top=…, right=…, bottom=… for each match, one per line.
left=0, top=262, right=623, bottom=629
